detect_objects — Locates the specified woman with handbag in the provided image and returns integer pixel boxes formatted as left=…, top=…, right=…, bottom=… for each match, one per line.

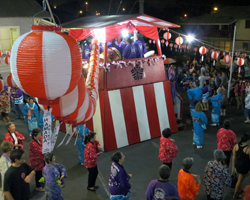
left=22, top=97, right=39, bottom=136
left=232, top=133, right=250, bottom=199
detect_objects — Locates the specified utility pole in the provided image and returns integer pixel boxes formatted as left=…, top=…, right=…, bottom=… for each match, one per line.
left=139, top=0, right=144, bottom=14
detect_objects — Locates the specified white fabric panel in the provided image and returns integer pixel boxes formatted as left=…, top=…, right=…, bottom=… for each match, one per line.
left=10, top=31, right=31, bottom=93
left=76, top=90, right=89, bottom=123
left=43, top=32, right=72, bottom=100
left=60, top=85, right=78, bottom=116
left=108, top=89, right=128, bottom=148
left=92, top=96, right=104, bottom=149
left=132, top=85, right=151, bottom=141
left=154, top=82, right=170, bottom=131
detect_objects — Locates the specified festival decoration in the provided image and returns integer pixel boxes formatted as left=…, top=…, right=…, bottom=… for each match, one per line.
left=161, top=39, right=165, bottom=44
left=193, top=47, right=198, bottom=55
left=169, top=43, right=173, bottom=51
left=211, top=51, right=219, bottom=66
left=10, top=25, right=82, bottom=104
left=242, top=53, right=247, bottom=58
left=182, top=44, right=186, bottom=52
left=222, top=52, right=226, bottom=56
left=175, top=36, right=183, bottom=45
left=163, top=32, right=171, bottom=40
left=0, top=51, right=2, bottom=57
left=229, top=52, right=232, bottom=56
left=237, top=57, right=245, bottom=73
left=179, top=45, right=182, bottom=52
left=6, top=50, right=11, bottom=57
left=5, top=57, right=10, bottom=65
left=216, top=51, right=220, bottom=55
left=0, top=79, right=3, bottom=91
left=174, top=44, right=178, bottom=52
left=205, top=48, right=209, bottom=54
left=153, top=40, right=155, bottom=44
left=148, top=39, right=152, bottom=44
left=187, top=45, right=191, bottom=51
left=223, top=55, right=231, bottom=64
left=7, top=73, right=17, bottom=88
left=199, top=46, right=206, bottom=61
left=235, top=51, right=240, bottom=57
left=165, top=41, right=169, bottom=47
left=210, top=49, right=214, bottom=53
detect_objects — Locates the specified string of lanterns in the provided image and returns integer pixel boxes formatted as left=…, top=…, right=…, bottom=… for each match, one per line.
left=0, top=50, right=11, bottom=65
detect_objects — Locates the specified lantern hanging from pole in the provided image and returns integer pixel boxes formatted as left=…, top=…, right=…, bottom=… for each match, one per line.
left=194, top=47, right=198, bottom=55
left=222, top=52, right=226, bottom=56
left=223, top=55, right=231, bottom=64
left=10, top=25, right=82, bottom=104
left=182, top=44, right=186, bottom=52
left=7, top=73, right=17, bottom=88
left=169, top=43, right=173, bottom=51
left=161, top=39, right=165, bottom=44
left=179, top=45, right=182, bottom=52
left=242, top=53, right=247, bottom=58
left=174, top=44, right=178, bottom=52
left=165, top=41, right=169, bottom=47
left=211, top=51, right=219, bottom=66
left=175, top=36, right=183, bottom=45
left=149, top=39, right=152, bottom=44
left=235, top=51, right=240, bottom=57
left=5, top=57, right=10, bottom=65
left=6, top=50, right=11, bottom=57
left=163, top=32, right=171, bottom=40
left=237, top=58, right=245, bottom=73
left=199, top=46, right=206, bottom=61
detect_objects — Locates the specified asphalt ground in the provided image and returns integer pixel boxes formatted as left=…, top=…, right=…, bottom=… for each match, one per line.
left=0, top=89, right=249, bottom=200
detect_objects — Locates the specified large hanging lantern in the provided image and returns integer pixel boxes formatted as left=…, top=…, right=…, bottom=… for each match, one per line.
left=175, top=36, right=183, bottom=45
left=7, top=73, right=17, bottom=88
left=223, top=55, right=231, bottom=64
left=211, top=51, right=219, bottom=66
left=10, top=25, right=82, bottom=104
left=237, top=58, right=245, bottom=73
left=199, top=46, right=206, bottom=61
left=163, top=32, right=171, bottom=40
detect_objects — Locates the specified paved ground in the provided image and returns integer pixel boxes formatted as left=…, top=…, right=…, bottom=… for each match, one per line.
left=1, top=89, right=250, bottom=200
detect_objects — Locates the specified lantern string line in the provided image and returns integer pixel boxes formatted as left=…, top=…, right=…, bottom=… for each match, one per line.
left=129, top=0, right=139, bottom=14
left=163, top=28, right=250, bottom=54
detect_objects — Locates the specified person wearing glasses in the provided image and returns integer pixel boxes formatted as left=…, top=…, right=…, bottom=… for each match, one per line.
left=3, top=149, right=35, bottom=200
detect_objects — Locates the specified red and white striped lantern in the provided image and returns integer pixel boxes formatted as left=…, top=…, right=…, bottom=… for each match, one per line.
left=0, top=51, right=2, bottom=57
left=182, top=44, right=186, bottom=52
left=153, top=40, right=155, bottom=44
left=174, top=44, right=178, bottom=52
left=0, top=79, right=4, bottom=92
left=223, top=55, right=231, bottom=64
left=179, top=44, right=182, bottom=52
left=10, top=25, right=82, bottom=104
left=237, top=57, right=245, bottom=73
left=242, top=53, right=247, bottom=58
left=5, top=57, right=10, bottom=65
left=7, top=73, right=17, bottom=88
left=235, top=51, right=240, bottom=57
left=165, top=41, right=169, bottom=47
left=161, top=39, right=165, bottom=44
left=194, top=47, right=198, bottom=55
left=149, top=40, right=152, bottom=44
left=211, top=51, right=219, bottom=66
left=222, top=52, right=226, bottom=56
left=199, top=46, right=206, bottom=61
left=175, top=36, right=183, bottom=45
left=210, top=49, right=214, bottom=53
left=217, top=51, right=220, bottom=55
left=163, top=32, right=171, bottom=40
left=169, top=43, right=173, bottom=50
left=205, top=48, right=209, bottom=54
left=187, top=45, right=191, bottom=51
left=6, top=50, right=11, bottom=57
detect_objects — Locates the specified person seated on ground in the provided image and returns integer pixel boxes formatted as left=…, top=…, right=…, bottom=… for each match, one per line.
left=178, top=157, right=200, bottom=200
left=203, top=149, right=231, bottom=200
left=122, top=38, right=136, bottom=59
left=145, top=165, right=180, bottom=200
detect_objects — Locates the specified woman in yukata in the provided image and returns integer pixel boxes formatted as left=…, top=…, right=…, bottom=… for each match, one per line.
left=76, top=124, right=90, bottom=165
left=22, top=97, right=39, bottom=135
left=192, top=103, right=207, bottom=149
left=210, top=88, right=223, bottom=126
left=43, top=153, right=67, bottom=200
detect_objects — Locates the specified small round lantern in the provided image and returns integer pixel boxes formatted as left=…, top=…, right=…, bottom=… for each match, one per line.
left=199, top=46, right=206, bottom=61
left=165, top=41, right=169, bottom=47
left=10, top=25, right=82, bottom=104
left=6, top=50, right=11, bottom=57
left=242, top=53, right=247, bottom=58
left=174, top=44, right=178, bottom=52
left=182, top=44, right=186, bottom=52
left=235, top=51, right=240, bottom=57
left=161, top=39, right=165, bottom=44
left=237, top=58, right=245, bottom=73
left=7, top=73, right=17, bottom=88
left=169, top=43, right=173, bottom=51
left=5, top=57, right=10, bottom=65
left=211, top=51, right=219, bottom=66
left=163, top=32, right=171, bottom=40
left=149, top=39, right=152, bottom=44
left=229, top=52, right=232, bottom=56
left=210, top=49, right=214, bottom=53
left=187, top=45, right=191, bottom=51
left=175, top=36, right=183, bottom=45
left=222, top=52, right=226, bottom=56
left=153, top=40, right=155, bottom=44
left=194, top=47, right=198, bottom=55
left=0, top=80, right=4, bottom=92
left=179, top=44, right=182, bottom=52
left=223, top=55, right=231, bottom=64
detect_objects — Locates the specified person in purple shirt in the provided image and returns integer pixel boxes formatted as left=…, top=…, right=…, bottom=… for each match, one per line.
left=107, top=39, right=120, bottom=52
left=109, top=152, right=132, bottom=200
left=122, top=38, right=136, bottom=59
left=11, top=87, right=24, bottom=119
left=119, top=38, right=127, bottom=55
left=145, top=165, right=180, bottom=200
left=81, top=43, right=91, bottom=59
left=134, top=39, right=147, bottom=58
left=99, top=42, right=103, bottom=54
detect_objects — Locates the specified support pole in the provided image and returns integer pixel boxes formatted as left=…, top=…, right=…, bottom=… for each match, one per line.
left=45, top=0, right=56, bottom=24
left=139, top=0, right=144, bottom=14
left=227, top=25, right=237, bottom=98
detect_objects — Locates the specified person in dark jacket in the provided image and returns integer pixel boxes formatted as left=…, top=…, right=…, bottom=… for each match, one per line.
left=109, top=152, right=132, bottom=200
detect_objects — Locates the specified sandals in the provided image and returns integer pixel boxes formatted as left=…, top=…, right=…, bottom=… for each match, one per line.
left=87, top=187, right=96, bottom=192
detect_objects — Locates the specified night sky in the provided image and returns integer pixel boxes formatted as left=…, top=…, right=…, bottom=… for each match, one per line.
left=36, top=0, right=250, bottom=23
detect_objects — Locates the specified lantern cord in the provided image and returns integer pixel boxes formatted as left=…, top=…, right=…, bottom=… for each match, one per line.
left=128, top=0, right=139, bottom=14
left=108, top=0, right=112, bottom=15
left=116, top=0, right=123, bottom=15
